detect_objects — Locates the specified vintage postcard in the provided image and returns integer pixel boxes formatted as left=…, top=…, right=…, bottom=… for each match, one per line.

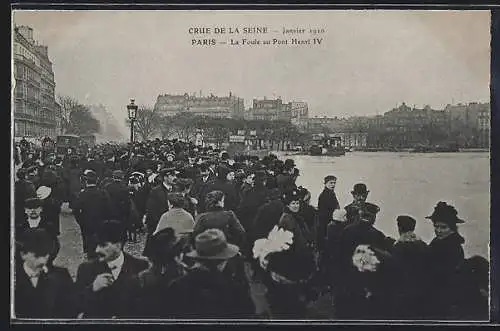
left=10, top=8, right=492, bottom=323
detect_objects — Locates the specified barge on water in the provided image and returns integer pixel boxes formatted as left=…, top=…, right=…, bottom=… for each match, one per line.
left=308, top=135, right=346, bottom=156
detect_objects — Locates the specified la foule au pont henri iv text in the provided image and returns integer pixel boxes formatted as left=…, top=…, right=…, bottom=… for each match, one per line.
left=189, top=26, right=326, bottom=46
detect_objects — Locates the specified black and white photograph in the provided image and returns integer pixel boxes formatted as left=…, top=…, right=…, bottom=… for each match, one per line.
left=10, top=8, right=493, bottom=322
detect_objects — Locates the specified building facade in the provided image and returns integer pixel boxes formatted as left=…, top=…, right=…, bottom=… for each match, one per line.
left=13, top=25, right=58, bottom=139
left=250, top=98, right=292, bottom=122
left=307, top=116, right=348, bottom=133
left=477, top=105, right=490, bottom=148
left=289, top=101, right=309, bottom=131
left=154, top=92, right=245, bottom=119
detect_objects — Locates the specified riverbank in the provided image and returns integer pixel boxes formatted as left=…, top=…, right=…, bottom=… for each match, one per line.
left=280, top=148, right=489, bottom=156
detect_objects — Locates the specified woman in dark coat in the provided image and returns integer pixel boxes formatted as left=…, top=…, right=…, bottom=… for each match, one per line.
left=264, top=189, right=317, bottom=319
left=130, top=227, right=189, bottom=318
left=193, top=190, right=247, bottom=253
left=425, top=201, right=467, bottom=319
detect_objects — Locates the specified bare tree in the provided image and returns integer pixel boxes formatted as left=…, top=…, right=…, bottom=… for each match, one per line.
left=56, top=95, right=79, bottom=134
left=158, top=113, right=199, bottom=142
left=125, top=105, right=161, bottom=141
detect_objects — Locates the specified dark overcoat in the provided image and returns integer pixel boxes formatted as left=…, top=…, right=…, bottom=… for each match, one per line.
left=75, top=253, right=149, bottom=318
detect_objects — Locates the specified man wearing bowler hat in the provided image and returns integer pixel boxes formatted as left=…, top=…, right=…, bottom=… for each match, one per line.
left=75, top=220, right=148, bottom=318
left=165, top=229, right=255, bottom=318
left=345, top=183, right=372, bottom=224
left=15, top=228, right=76, bottom=318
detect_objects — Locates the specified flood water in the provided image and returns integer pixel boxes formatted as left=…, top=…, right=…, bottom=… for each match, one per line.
left=283, top=152, right=490, bottom=259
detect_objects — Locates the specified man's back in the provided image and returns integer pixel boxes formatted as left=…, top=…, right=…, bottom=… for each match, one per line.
left=73, top=187, right=110, bottom=229
left=165, top=267, right=255, bottom=319
left=104, top=181, right=131, bottom=222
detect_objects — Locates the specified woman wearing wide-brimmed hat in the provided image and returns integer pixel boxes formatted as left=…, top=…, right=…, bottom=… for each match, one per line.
left=425, top=201, right=466, bottom=319
left=164, top=229, right=256, bottom=319
left=130, top=227, right=190, bottom=318
left=426, top=201, right=466, bottom=280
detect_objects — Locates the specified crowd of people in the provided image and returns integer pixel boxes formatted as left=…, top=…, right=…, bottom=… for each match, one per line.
left=13, top=138, right=489, bottom=320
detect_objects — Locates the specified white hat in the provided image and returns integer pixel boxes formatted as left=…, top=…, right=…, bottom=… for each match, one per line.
left=332, top=209, right=347, bottom=222
left=36, top=186, right=52, bottom=200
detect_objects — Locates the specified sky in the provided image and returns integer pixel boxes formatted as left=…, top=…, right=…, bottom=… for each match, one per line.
left=12, top=10, right=490, bottom=135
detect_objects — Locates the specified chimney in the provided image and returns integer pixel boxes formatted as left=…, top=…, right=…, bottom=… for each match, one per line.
left=18, top=25, right=34, bottom=44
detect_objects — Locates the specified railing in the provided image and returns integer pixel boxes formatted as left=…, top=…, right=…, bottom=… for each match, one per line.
left=14, top=54, right=42, bottom=72
left=15, top=112, right=36, bottom=121
left=15, top=111, right=56, bottom=125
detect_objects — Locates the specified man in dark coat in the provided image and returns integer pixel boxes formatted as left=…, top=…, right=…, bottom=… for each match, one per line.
left=16, top=197, right=61, bottom=266
left=189, top=163, right=214, bottom=213
left=276, top=159, right=295, bottom=193
left=236, top=171, right=269, bottom=237
left=72, top=170, right=112, bottom=259
left=15, top=228, right=76, bottom=318
left=165, top=229, right=256, bottom=318
left=82, top=153, right=104, bottom=180
left=391, top=215, right=429, bottom=319
left=143, top=167, right=177, bottom=257
left=128, top=172, right=149, bottom=220
left=344, top=183, right=371, bottom=224
left=252, top=188, right=284, bottom=241
left=317, top=175, right=340, bottom=251
left=15, top=168, right=37, bottom=226
left=75, top=221, right=149, bottom=318
left=206, top=165, right=240, bottom=212
left=103, top=170, right=132, bottom=229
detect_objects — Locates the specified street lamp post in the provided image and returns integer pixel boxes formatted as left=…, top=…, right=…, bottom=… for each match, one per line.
left=127, top=99, right=138, bottom=144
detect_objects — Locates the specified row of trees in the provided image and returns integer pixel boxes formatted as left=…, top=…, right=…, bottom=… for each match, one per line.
left=364, top=123, right=484, bottom=149
left=126, top=106, right=309, bottom=148
left=56, top=95, right=101, bottom=135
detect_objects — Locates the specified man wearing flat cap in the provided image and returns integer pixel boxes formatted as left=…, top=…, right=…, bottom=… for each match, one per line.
left=75, top=220, right=148, bottom=318
left=165, top=229, right=255, bottom=318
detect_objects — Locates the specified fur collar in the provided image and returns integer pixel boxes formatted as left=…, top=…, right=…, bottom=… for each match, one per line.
left=396, top=232, right=421, bottom=244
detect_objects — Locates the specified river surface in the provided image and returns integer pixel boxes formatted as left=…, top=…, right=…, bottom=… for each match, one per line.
left=280, top=152, right=490, bottom=259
